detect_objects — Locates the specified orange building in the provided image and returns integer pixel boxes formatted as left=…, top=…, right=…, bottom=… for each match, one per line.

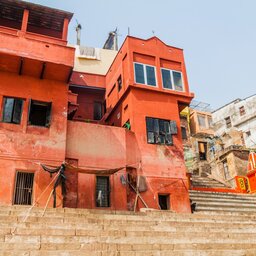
left=0, top=0, right=194, bottom=213
left=0, top=0, right=74, bottom=207
left=68, top=36, right=194, bottom=212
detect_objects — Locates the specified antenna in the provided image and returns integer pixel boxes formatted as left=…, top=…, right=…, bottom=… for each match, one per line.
left=128, top=27, right=130, bottom=36
left=75, top=19, right=82, bottom=46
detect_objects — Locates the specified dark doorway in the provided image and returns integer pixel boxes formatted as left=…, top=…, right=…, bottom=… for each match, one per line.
left=158, top=194, right=170, bottom=210
left=14, top=172, right=34, bottom=205
left=198, top=142, right=207, bottom=161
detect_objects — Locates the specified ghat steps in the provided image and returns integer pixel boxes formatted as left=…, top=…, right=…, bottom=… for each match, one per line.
left=0, top=205, right=256, bottom=255
left=191, top=176, right=228, bottom=189
left=190, top=190, right=256, bottom=213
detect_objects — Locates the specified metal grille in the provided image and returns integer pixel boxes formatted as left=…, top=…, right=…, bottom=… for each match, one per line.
left=96, top=176, right=110, bottom=207
left=14, top=172, right=34, bottom=205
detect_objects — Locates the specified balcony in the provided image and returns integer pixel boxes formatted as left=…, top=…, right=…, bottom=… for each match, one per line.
left=0, top=0, right=74, bottom=81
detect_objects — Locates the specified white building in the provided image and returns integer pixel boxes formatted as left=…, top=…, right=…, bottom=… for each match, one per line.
left=212, top=94, right=256, bottom=149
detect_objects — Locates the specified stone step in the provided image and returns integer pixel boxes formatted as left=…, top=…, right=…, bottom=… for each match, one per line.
left=192, top=182, right=226, bottom=187
left=2, top=204, right=256, bottom=218
left=189, top=196, right=256, bottom=206
left=190, top=191, right=256, bottom=200
left=3, top=223, right=256, bottom=236
left=0, top=225, right=255, bottom=237
left=192, top=177, right=224, bottom=182
left=192, top=184, right=227, bottom=188
left=25, top=249, right=256, bottom=256
left=192, top=180, right=226, bottom=184
left=191, top=177, right=228, bottom=187
left=9, top=220, right=256, bottom=230
left=193, top=200, right=256, bottom=209
left=190, top=193, right=256, bottom=200
left=190, top=195, right=256, bottom=205
left=195, top=205, right=256, bottom=213
left=190, top=190, right=256, bottom=196
left=2, top=215, right=256, bottom=230
left=2, top=241, right=256, bottom=252
left=190, top=190, right=256, bottom=213
left=1, top=209, right=256, bottom=224
left=1, top=205, right=256, bottom=254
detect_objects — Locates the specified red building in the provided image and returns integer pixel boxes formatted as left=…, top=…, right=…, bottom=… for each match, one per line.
left=0, top=0, right=194, bottom=213
left=0, top=0, right=74, bottom=207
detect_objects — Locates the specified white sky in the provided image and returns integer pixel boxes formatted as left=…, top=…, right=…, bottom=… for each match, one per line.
left=29, top=0, right=256, bottom=110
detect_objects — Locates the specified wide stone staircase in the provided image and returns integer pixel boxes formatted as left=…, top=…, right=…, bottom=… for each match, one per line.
left=190, top=190, right=256, bottom=213
left=1, top=205, right=256, bottom=255
left=191, top=176, right=228, bottom=189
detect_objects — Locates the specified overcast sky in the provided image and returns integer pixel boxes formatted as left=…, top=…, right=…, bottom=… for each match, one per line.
left=30, top=0, right=256, bottom=110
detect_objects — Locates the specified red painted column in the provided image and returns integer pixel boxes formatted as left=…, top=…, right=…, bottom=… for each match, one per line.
left=21, top=9, right=29, bottom=32
left=62, top=18, right=69, bottom=41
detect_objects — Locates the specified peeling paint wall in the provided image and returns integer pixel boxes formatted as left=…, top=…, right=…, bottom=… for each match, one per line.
left=0, top=72, right=68, bottom=206
left=66, top=121, right=130, bottom=210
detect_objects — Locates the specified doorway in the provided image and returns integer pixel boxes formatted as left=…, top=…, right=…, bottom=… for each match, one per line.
left=96, top=176, right=110, bottom=207
left=158, top=194, right=170, bottom=210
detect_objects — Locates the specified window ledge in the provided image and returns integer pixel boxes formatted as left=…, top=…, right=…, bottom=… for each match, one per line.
left=26, top=125, right=50, bottom=136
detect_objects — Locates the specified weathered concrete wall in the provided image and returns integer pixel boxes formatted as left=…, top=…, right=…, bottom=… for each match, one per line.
left=73, top=46, right=117, bottom=75
left=0, top=71, right=68, bottom=206
left=129, top=89, right=190, bottom=213
left=0, top=30, right=74, bottom=67
left=0, top=72, right=68, bottom=161
left=66, top=121, right=132, bottom=210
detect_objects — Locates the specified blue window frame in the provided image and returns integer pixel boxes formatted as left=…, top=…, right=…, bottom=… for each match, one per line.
left=2, top=97, right=24, bottom=124
left=134, top=63, right=156, bottom=86
left=161, top=68, right=184, bottom=91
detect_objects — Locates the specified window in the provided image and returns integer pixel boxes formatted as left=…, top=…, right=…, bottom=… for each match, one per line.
left=161, top=69, right=172, bottom=89
left=28, top=100, right=52, bottom=127
left=158, top=194, right=170, bottom=210
left=14, top=172, right=34, bottom=205
left=146, top=117, right=177, bottom=145
left=96, top=176, right=110, bottom=207
left=198, top=142, right=207, bottom=161
left=161, top=68, right=184, bottom=91
left=246, top=130, right=251, bottom=136
left=93, top=102, right=102, bottom=120
left=134, top=63, right=156, bottom=86
left=117, top=75, right=122, bottom=91
left=107, top=84, right=116, bottom=97
left=239, top=106, right=246, bottom=116
left=208, top=117, right=213, bottom=128
left=225, top=116, right=232, bottom=128
left=2, top=97, right=24, bottom=124
left=181, top=127, right=187, bottom=140
left=223, top=160, right=230, bottom=180
left=173, top=71, right=183, bottom=91
left=198, top=115, right=206, bottom=128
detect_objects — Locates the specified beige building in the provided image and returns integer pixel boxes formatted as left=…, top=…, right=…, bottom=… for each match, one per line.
left=182, top=101, right=249, bottom=188
left=73, top=45, right=117, bottom=75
